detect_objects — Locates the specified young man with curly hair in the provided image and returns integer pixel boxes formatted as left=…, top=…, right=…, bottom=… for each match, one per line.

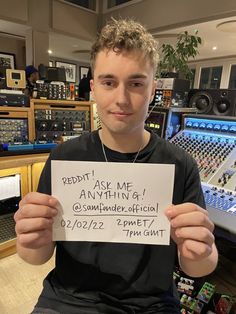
left=14, top=18, right=218, bottom=313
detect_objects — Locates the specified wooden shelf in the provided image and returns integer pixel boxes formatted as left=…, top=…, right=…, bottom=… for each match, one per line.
left=31, top=99, right=93, bottom=106
left=0, top=106, right=30, bottom=112
left=0, top=239, right=17, bottom=259
left=0, top=153, right=48, bottom=170
left=0, top=99, right=95, bottom=258
left=0, top=154, right=48, bottom=258
left=0, top=99, right=95, bottom=141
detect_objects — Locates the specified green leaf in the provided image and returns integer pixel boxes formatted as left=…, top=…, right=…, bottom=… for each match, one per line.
left=157, top=30, right=202, bottom=79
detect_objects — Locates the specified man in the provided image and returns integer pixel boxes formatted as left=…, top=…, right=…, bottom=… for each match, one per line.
left=24, top=65, right=39, bottom=97
left=14, top=19, right=218, bottom=313
left=78, top=67, right=92, bottom=100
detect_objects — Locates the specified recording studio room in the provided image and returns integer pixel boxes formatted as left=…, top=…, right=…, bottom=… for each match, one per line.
left=0, top=1, right=236, bottom=313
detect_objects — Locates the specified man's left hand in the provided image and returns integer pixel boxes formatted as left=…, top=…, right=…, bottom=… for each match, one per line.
left=165, top=203, right=215, bottom=261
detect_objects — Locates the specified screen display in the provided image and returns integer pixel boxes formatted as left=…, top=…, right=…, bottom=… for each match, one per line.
left=166, top=112, right=181, bottom=140
left=11, top=72, right=21, bottom=80
left=145, top=112, right=165, bottom=137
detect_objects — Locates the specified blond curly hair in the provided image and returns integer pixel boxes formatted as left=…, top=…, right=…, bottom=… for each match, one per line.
left=90, top=18, right=159, bottom=73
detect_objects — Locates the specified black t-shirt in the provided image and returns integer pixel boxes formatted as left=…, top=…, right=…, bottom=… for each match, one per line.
left=36, top=130, right=205, bottom=313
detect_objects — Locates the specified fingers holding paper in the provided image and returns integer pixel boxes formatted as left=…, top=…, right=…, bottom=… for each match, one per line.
left=165, top=203, right=215, bottom=261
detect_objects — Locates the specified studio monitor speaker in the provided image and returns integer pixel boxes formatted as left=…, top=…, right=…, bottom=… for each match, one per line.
left=38, top=64, right=66, bottom=82
left=188, top=89, right=236, bottom=116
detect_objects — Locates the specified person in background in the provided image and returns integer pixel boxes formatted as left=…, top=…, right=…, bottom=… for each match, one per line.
left=78, top=67, right=92, bottom=100
left=14, top=18, right=218, bottom=313
left=24, top=65, right=39, bottom=97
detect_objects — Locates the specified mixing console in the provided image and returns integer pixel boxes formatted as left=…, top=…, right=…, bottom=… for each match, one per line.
left=202, top=183, right=236, bottom=232
left=170, top=115, right=236, bottom=233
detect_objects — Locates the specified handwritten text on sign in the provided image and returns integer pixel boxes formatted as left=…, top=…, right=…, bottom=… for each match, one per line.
left=51, top=161, right=174, bottom=245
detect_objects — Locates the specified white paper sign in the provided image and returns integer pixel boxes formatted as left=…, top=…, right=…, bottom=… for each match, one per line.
left=52, top=161, right=174, bottom=245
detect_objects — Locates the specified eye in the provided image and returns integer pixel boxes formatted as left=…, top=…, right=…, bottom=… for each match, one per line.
left=129, top=81, right=144, bottom=87
left=101, top=80, right=115, bottom=88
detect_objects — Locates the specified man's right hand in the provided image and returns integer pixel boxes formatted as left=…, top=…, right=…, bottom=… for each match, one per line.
left=14, top=192, right=58, bottom=250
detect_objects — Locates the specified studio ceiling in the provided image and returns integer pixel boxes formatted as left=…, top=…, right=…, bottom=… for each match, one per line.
left=1, top=15, right=236, bottom=63
left=153, top=16, right=236, bottom=61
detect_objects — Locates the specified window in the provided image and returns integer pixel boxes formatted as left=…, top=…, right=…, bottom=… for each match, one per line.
left=107, top=0, right=132, bottom=9
left=229, top=64, right=236, bottom=89
left=199, top=66, right=222, bottom=89
left=103, top=0, right=141, bottom=11
left=62, top=0, right=96, bottom=11
left=190, top=68, right=196, bottom=89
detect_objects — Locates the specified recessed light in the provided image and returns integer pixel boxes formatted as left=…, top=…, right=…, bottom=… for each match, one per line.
left=212, top=46, right=217, bottom=50
left=48, top=50, right=53, bottom=54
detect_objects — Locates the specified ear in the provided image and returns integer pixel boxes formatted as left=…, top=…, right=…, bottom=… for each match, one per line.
left=90, top=79, right=94, bottom=91
left=90, top=79, right=95, bottom=100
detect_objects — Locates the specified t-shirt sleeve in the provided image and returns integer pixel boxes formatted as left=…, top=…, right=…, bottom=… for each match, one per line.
left=37, top=142, right=67, bottom=195
left=183, top=153, right=205, bottom=209
left=37, top=151, right=55, bottom=195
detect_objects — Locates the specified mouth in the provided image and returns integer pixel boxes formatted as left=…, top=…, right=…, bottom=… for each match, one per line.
left=111, top=111, right=133, bottom=117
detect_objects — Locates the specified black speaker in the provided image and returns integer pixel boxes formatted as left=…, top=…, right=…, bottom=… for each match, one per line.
left=38, top=64, right=66, bottom=82
left=0, top=66, right=7, bottom=89
left=47, top=67, right=66, bottom=82
left=188, top=89, right=236, bottom=116
left=38, top=63, right=47, bottom=80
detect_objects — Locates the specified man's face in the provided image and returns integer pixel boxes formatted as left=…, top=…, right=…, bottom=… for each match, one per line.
left=30, top=72, right=39, bottom=83
left=90, top=49, right=156, bottom=136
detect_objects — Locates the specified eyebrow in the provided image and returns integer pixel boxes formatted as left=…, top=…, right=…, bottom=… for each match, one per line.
left=97, top=74, right=115, bottom=79
left=97, top=73, right=148, bottom=80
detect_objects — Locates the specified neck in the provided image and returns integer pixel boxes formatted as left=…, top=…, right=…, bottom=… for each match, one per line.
left=99, top=128, right=150, bottom=153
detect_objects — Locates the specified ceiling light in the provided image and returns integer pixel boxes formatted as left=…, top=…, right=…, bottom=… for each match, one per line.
left=212, top=46, right=217, bottom=50
left=216, top=20, right=236, bottom=33
left=48, top=50, right=52, bottom=54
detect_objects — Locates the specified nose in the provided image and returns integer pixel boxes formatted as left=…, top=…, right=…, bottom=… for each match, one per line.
left=115, top=83, right=129, bottom=106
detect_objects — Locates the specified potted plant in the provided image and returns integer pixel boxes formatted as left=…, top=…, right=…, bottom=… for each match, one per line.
left=157, top=31, right=202, bottom=80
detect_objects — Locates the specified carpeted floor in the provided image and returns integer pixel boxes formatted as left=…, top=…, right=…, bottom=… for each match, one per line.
left=0, top=252, right=235, bottom=314
left=0, top=253, right=54, bottom=314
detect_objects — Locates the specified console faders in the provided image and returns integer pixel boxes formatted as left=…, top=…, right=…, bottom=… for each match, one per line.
left=171, top=131, right=236, bottom=182
left=170, top=115, right=236, bottom=234
left=202, top=183, right=236, bottom=233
